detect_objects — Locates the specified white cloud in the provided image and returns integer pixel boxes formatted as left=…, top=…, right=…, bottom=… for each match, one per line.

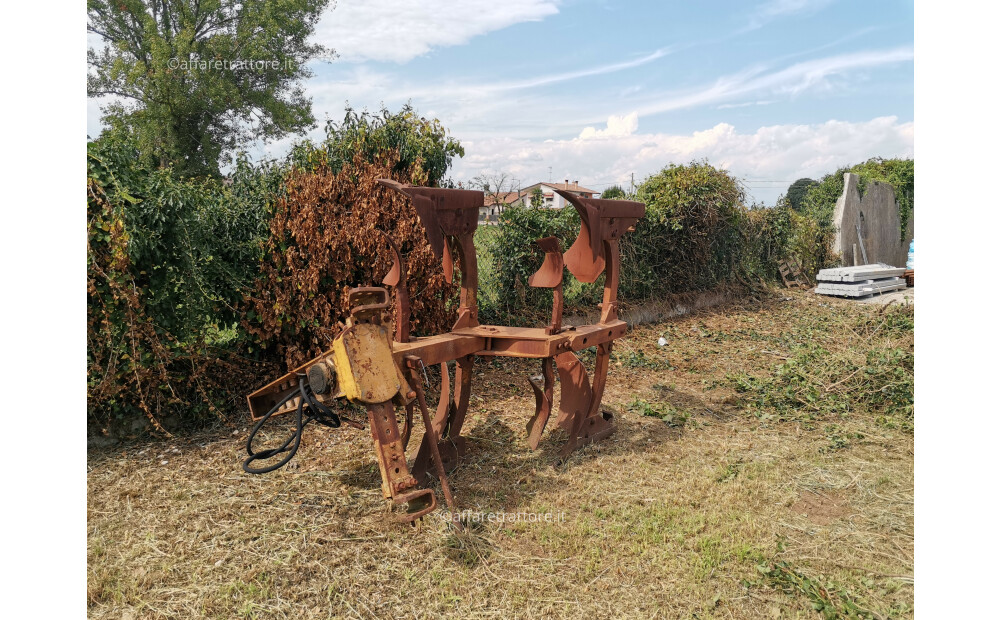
left=579, top=112, right=638, bottom=140
left=634, top=47, right=914, bottom=118
left=305, top=47, right=668, bottom=115
left=717, top=100, right=774, bottom=109
left=316, top=0, right=560, bottom=63
left=300, top=46, right=913, bottom=145
left=452, top=115, right=914, bottom=205
left=745, top=0, right=834, bottom=31
left=757, top=0, right=832, bottom=19
left=491, top=49, right=670, bottom=92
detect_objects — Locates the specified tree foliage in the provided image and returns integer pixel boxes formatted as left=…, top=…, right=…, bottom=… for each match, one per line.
left=799, top=158, right=914, bottom=239
left=293, top=105, right=465, bottom=186
left=785, top=177, right=819, bottom=212
left=87, top=103, right=466, bottom=436
left=480, top=161, right=794, bottom=325
left=87, top=0, right=332, bottom=176
left=600, top=185, right=627, bottom=200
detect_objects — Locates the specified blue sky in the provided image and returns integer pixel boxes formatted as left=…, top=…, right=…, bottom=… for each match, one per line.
left=88, top=0, right=914, bottom=205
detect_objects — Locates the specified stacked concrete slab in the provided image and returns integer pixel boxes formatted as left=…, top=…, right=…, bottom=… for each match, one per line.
left=814, top=264, right=907, bottom=298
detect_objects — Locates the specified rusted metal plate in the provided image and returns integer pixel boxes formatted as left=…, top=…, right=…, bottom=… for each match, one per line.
left=554, top=350, right=592, bottom=432
left=378, top=179, right=482, bottom=258
left=526, top=357, right=555, bottom=450
left=332, top=323, right=401, bottom=404
left=563, top=206, right=604, bottom=283
left=366, top=401, right=414, bottom=498
left=558, top=189, right=645, bottom=283
left=566, top=321, right=628, bottom=349
left=380, top=179, right=481, bottom=333
left=380, top=233, right=411, bottom=343
left=477, top=338, right=563, bottom=358
left=528, top=236, right=564, bottom=288
left=528, top=237, right=565, bottom=335
left=559, top=342, right=614, bottom=462
left=366, top=400, right=440, bottom=521
left=452, top=325, right=559, bottom=341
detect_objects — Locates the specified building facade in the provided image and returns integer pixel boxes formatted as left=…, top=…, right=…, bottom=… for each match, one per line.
left=479, top=180, right=600, bottom=223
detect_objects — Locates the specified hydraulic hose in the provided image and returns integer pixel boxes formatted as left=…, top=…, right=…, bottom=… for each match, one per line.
left=243, top=376, right=342, bottom=474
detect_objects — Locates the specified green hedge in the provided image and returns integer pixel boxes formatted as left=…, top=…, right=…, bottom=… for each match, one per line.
left=87, top=137, right=273, bottom=434
left=87, top=134, right=845, bottom=437
left=478, top=161, right=794, bottom=325
left=798, top=157, right=914, bottom=240
left=87, top=105, right=464, bottom=436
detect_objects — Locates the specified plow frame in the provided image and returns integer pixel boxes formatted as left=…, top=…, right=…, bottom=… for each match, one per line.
left=245, top=180, right=645, bottom=521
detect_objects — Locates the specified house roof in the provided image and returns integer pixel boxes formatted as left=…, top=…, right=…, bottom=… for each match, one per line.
left=483, top=191, right=525, bottom=206
left=481, top=181, right=600, bottom=207
left=523, top=181, right=599, bottom=196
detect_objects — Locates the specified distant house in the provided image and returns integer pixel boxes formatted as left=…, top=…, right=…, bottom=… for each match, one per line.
left=480, top=191, right=524, bottom=222
left=522, top=180, right=600, bottom=209
left=479, top=179, right=600, bottom=223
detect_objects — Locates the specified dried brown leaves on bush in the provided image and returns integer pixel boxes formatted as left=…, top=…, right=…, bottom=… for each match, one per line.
left=87, top=179, right=267, bottom=435
left=245, top=150, right=455, bottom=368
left=87, top=179, right=174, bottom=434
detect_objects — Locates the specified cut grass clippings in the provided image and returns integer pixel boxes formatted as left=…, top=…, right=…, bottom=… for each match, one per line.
left=88, top=288, right=914, bottom=618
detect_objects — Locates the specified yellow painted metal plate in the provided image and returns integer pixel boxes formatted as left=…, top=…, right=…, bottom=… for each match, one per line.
left=331, top=323, right=401, bottom=404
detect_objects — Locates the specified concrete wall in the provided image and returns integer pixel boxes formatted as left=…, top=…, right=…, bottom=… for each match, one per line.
left=832, top=173, right=913, bottom=267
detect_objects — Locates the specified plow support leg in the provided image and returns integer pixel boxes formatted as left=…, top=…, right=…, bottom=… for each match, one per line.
left=554, top=343, right=615, bottom=464
left=526, top=357, right=555, bottom=450
left=366, top=401, right=436, bottom=521
left=412, top=356, right=474, bottom=481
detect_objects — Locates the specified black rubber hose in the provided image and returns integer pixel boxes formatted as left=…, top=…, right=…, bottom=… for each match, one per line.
left=242, top=376, right=341, bottom=474
left=302, top=387, right=342, bottom=429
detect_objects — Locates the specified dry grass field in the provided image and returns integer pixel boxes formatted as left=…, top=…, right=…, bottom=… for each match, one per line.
left=88, top=289, right=914, bottom=618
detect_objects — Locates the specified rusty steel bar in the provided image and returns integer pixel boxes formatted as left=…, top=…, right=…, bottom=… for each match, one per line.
left=405, top=356, right=461, bottom=521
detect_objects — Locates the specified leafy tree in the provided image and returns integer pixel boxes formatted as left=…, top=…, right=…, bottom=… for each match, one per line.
left=530, top=187, right=545, bottom=208
left=304, top=105, right=464, bottom=186
left=471, top=170, right=515, bottom=213
left=87, top=0, right=332, bottom=176
left=629, top=161, right=750, bottom=295
left=784, top=177, right=819, bottom=212
left=601, top=185, right=627, bottom=200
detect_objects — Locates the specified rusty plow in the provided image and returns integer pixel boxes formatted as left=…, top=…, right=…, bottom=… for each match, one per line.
left=243, top=181, right=646, bottom=522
